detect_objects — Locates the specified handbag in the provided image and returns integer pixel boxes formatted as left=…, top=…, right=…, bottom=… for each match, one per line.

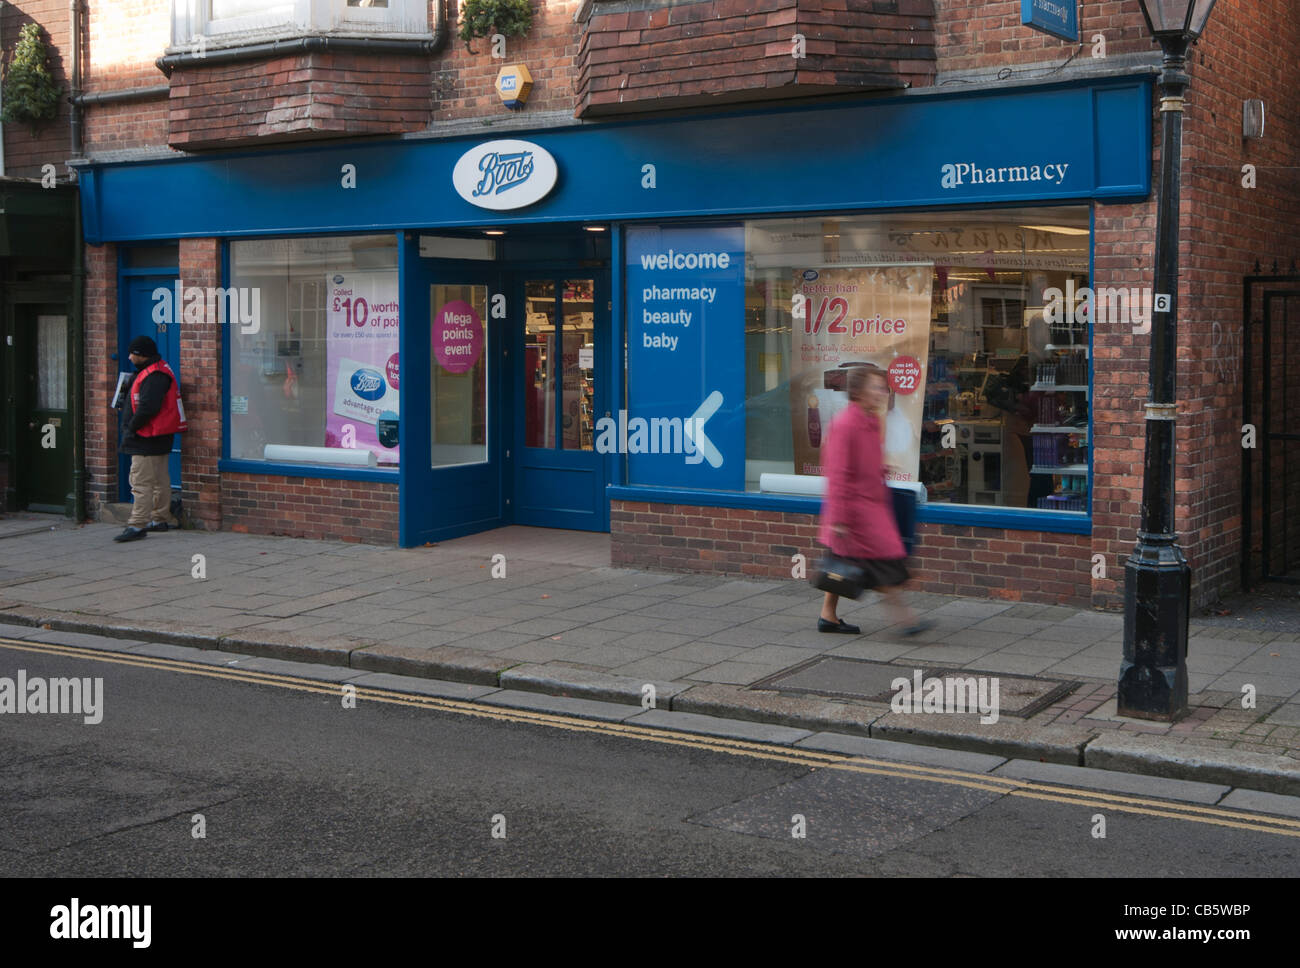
left=811, top=553, right=866, bottom=599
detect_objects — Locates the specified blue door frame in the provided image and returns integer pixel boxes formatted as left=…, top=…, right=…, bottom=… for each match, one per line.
left=399, top=239, right=507, bottom=546
left=511, top=269, right=610, bottom=532
left=117, top=267, right=182, bottom=500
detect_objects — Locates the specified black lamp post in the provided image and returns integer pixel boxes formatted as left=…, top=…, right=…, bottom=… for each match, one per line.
left=1119, top=0, right=1218, bottom=720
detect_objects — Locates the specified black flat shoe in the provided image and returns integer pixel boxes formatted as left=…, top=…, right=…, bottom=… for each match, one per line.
left=902, top=619, right=935, bottom=636
left=113, top=527, right=148, bottom=543
left=818, top=617, right=860, bottom=634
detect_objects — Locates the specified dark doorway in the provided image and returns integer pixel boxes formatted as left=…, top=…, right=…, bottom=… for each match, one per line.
left=12, top=305, right=72, bottom=511
left=118, top=272, right=182, bottom=500
left=1243, top=275, right=1300, bottom=586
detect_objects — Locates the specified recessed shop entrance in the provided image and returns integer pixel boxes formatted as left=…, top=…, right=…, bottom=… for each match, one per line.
left=1243, top=274, right=1300, bottom=586
left=401, top=231, right=611, bottom=547
left=512, top=272, right=610, bottom=531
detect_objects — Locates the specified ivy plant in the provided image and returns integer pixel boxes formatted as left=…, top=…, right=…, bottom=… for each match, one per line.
left=1, top=23, right=64, bottom=134
left=459, top=0, right=533, bottom=54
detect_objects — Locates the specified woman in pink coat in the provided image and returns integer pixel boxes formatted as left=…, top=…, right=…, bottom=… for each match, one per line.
left=817, top=365, right=928, bottom=635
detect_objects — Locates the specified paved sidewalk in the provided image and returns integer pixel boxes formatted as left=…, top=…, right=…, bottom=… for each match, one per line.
left=2, top=514, right=1298, bottom=793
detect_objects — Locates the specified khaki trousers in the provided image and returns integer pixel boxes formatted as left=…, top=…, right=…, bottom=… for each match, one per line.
left=127, top=454, right=175, bottom=528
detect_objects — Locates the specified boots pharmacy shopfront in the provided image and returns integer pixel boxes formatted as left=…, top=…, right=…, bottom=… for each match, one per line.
left=78, top=75, right=1151, bottom=604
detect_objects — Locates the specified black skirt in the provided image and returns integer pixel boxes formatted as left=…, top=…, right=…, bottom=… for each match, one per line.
left=840, top=555, right=909, bottom=591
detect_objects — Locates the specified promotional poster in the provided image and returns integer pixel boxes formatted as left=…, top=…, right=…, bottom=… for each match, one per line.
left=324, top=270, right=401, bottom=462
left=789, top=265, right=933, bottom=483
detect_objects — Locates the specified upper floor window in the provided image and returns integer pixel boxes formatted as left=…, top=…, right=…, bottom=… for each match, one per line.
left=172, top=0, right=427, bottom=47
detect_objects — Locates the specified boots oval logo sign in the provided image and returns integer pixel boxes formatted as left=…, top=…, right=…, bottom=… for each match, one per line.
left=453, top=140, right=558, bottom=211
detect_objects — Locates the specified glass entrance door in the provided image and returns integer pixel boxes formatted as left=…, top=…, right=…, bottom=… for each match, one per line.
left=399, top=245, right=504, bottom=546
left=514, top=274, right=608, bottom=530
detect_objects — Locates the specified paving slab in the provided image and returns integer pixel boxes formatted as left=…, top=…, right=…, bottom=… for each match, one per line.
left=626, top=708, right=813, bottom=745
left=991, top=758, right=1230, bottom=804
left=478, top=690, right=643, bottom=722
left=1264, top=704, right=1300, bottom=726
left=672, top=682, right=879, bottom=736
left=795, top=731, right=1007, bottom=773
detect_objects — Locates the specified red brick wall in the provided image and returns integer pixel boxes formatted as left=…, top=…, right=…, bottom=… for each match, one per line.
left=934, top=0, right=1151, bottom=67
left=175, top=238, right=222, bottom=530
left=2, top=0, right=72, bottom=177
left=1173, top=0, right=1300, bottom=598
left=222, top=473, right=399, bottom=544
left=167, top=53, right=432, bottom=149
left=83, top=241, right=118, bottom=519
left=434, top=0, right=584, bottom=121
left=611, top=501, right=1094, bottom=604
left=83, top=0, right=170, bottom=94
left=576, top=0, right=936, bottom=117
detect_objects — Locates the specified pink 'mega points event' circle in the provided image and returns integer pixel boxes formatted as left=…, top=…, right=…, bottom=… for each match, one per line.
left=433, top=300, right=484, bottom=374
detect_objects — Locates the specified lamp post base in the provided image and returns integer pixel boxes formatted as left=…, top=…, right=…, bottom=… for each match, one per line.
left=1118, top=535, right=1191, bottom=721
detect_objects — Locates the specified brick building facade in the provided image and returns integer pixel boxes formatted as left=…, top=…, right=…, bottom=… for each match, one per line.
left=5, top=0, right=1298, bottom=607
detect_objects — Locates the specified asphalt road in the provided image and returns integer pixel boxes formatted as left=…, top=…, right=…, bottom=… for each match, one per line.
left=1, top=638, right=1297, bottom=879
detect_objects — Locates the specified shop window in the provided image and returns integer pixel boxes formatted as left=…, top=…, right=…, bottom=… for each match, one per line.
left=171, top=0, right=425, bottom=47
left=37, top=316, right=68, bottom=410
left=431, top=284, right=489, bottom=467
left=623, top=208, right=1092, bottom=515
left=227, top=235, right=400, bottom=470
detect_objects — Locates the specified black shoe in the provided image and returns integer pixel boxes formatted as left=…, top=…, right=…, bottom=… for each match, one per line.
left=146, top=521, right=169, bottom=532
left=902, top=619, right=935, bottom=636
left=113, top=527, right=148, bottom=543
left=818, top=617, right=860, bottom=634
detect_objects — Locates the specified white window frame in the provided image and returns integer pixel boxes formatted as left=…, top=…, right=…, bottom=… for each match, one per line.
left=172, top=0, right=428, bottom=49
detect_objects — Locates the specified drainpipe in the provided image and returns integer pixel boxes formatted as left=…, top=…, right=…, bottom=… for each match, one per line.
left=74, top=85, right=169, bottom=106
left=69, top=0, right=82, bottom=159
left=432, top=0, right=447, bottom=52
left=1, top=1, right=6, bottom=176
left=70, top=186, right=85, bottom=521
left=67, top=0, right=85, bottom=519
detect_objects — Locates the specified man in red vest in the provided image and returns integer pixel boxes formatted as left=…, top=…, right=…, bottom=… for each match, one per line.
left=114, top=336, right=187, bottom=543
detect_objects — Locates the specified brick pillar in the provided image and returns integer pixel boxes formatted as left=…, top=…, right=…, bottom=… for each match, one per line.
left=1089, top=203, right=1155, bottom=610
left=177, top=238, right=222, bottom=531
left=83, top=242, right=118, bottom=519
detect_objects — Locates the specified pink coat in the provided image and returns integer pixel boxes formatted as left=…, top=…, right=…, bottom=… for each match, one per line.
left=817, top=404, right=906, bottom=560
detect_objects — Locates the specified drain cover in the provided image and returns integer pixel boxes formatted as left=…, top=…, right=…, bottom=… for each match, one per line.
left=751, top=656, right=1080, bottom=719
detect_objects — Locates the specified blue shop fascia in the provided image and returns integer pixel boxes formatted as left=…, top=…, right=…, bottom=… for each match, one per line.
left=78, top=74, right=1151, bottom=549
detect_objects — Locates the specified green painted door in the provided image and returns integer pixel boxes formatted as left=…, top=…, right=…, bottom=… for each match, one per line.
left=18, top=307, right=73, bottom=511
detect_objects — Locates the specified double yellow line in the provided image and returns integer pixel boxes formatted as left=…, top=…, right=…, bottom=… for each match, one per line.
left=4, top=635, right=1299, bottom=839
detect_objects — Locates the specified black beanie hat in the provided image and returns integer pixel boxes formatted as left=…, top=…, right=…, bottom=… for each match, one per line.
left=128, top=336, right=159, bottom=357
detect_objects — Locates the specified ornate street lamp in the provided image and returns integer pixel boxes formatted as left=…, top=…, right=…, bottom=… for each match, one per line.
left=1119, top=0, right=1218, bottom=720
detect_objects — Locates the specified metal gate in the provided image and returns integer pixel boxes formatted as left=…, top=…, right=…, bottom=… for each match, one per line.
left=1243, top=273, right=1300, bottom=586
